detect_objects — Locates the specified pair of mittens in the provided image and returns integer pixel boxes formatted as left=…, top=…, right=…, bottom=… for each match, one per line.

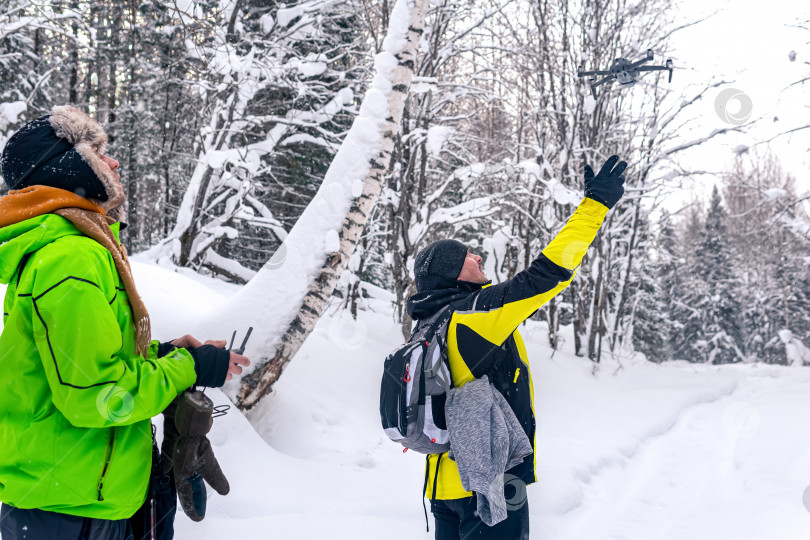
left=162, top=390, right=230, bottom=521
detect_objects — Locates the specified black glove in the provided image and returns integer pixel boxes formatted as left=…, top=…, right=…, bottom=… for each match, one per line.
left=158, top=341, right=229, bottom=388
left=584, top=155, right=627, bottom=209
left=157, top=341, right=177, bottom=358
left=172, top=390, right=230, bottom=522
left=188, top=345, right=230, bottom=388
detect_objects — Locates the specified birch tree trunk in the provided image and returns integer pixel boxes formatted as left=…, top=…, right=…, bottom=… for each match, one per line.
left=226, top=0, right=430, bottom=411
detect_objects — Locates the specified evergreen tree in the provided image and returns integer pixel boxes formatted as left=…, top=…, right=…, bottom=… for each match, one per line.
left=629, top=258, right=669, bottom=362
left=632, top=210, right=679, bottom=362
left=150, top=0, right=368, bottom=280
left=675, top=186, right=745, bottom=363
left=723, top=153, right=810, bottom=364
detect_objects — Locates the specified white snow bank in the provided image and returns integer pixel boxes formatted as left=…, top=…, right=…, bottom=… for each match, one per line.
left=3, top=260, right=810, bottom=539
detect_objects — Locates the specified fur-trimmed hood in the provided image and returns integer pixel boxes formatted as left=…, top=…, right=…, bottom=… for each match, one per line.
left=49, top=105, right=109, bottom=153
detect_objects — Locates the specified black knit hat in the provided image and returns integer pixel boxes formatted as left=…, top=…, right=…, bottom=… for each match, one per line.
left=1, top=106, right=113, bottom=201
left=414, top=239, right=468, bottom=290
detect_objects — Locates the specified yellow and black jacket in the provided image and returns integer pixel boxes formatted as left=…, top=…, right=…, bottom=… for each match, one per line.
left=407, top=197, right=609, bottom=500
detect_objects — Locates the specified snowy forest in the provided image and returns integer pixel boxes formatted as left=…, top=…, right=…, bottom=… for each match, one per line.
left=1, top=0, right=809, bottom=391
left=3, top=1, right=810, bottom=538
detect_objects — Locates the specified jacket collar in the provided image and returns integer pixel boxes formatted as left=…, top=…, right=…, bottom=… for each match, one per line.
left=407, top=274, right=491, bottom=320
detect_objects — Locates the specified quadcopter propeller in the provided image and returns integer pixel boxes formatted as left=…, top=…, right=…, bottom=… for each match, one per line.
left=587, top=76, right=614, bottom=99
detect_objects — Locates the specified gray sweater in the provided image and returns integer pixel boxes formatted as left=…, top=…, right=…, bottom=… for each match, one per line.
left=445, top=375, right=533, bottom=526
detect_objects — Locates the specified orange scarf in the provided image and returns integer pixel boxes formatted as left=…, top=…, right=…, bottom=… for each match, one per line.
left=0, top=185, right=105, bottom=227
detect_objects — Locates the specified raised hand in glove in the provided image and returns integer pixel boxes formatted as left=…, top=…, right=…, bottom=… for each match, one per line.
left=584, top=155, right=627, bottom=209
left=171, top=390, right=230, bottom=521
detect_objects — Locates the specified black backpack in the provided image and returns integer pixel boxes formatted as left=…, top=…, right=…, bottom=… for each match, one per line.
left=379, top=305, right=454, bottom=454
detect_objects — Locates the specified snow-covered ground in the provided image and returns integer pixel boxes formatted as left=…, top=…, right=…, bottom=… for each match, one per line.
left=3, top=259, right=810, bottom=539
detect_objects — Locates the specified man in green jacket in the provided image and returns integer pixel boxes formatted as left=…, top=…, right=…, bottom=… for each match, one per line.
left=0, top=106, right=249, bottom=539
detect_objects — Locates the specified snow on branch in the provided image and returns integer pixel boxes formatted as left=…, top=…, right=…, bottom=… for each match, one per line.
left=661, top=124, right=749, bottom=158
left=203, top=249, right=258, bottom=284
left=148, top=0, right=360, bottom=267
left=185, top=0, right=432, bottom=411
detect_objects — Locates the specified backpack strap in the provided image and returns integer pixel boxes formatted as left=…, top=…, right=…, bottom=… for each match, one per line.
left=421, top=453, right=444, bottom=533
left=422, top=456, right=430, bottom=532
left=411, top=304, right=454, bottom=339
left=431, top=453, right=442, bottom=501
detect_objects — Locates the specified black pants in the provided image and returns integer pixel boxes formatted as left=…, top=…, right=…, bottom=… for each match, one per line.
left=431, top=492, right=529, bottom=540
left=0, top=504, right=132, bottom=540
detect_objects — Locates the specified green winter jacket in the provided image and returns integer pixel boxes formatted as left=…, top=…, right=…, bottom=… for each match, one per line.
left=0, top=214, right=197, bottom=520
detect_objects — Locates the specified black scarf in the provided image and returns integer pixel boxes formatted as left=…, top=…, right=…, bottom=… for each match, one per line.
left=406, top=274, right=491, bottom=321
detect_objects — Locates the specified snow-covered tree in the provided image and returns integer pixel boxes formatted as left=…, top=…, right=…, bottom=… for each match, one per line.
left=723, top=152, right=810, bottom=364
left=378, top=0, right=518, bottom=337
left=782, top=18, right=810, bottom=140
left=0, top=1, right=206, bottom=249
left=627, top=211, right=676, bottom=362
left=0, top=1, right=86, bottom=180
left=655, top=209, right=685, bottom=360
left=146, top=0, right=367, bottom=282
left=673, top=186, right=745, bottom=364
left=181, top=0, right=433, bottom=410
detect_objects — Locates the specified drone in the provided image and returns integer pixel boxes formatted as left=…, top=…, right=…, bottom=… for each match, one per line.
left=577, top=49, right=673, bottom=99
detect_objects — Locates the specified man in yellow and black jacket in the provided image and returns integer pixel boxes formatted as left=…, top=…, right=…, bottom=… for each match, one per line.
left=407, top=155, right=627, bottom=539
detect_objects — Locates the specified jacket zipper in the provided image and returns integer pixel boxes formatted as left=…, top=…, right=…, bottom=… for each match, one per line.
left=513, top=367, right=520, bottom=383
left=97, top=429, right=116, bottom=501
